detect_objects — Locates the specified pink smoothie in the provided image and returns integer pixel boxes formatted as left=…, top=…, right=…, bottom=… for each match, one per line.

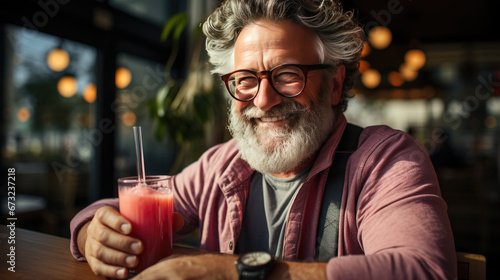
left=119, top=185, right=173, bottom=273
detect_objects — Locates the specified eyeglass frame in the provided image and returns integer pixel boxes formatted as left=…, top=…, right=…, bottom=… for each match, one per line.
left=220, top=63, right=333, bottom=102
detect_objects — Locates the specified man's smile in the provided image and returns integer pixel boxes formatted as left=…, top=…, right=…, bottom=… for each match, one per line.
left=253, top=113, right=298, bottom=128
left=260, top=114, right=289, bottom=122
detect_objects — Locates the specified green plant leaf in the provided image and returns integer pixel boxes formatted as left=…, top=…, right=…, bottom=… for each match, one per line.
left=149, top=12, right=228, bottom=172
left=173, top=14, right=188, bottom=41
left=161, top=13, right=188, bottom=42
left=156, top=85, right=169, bottom=117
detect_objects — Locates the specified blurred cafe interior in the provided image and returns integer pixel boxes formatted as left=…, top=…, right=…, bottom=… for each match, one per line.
left=1, top=0, right=499, bottom=278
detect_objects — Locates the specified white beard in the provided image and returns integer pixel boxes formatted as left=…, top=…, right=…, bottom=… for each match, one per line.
left=228, top=92, right=335, bottom=174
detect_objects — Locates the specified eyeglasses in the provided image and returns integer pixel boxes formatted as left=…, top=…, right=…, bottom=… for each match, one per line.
left=221, top=64, right=332, bottom=102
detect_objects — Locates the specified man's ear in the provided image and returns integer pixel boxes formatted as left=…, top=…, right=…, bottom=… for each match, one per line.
left=330, top=64, right=346, bottom=106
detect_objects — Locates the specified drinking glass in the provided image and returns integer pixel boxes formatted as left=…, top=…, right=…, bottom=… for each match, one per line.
left=118, top=175, right=174, bottom=274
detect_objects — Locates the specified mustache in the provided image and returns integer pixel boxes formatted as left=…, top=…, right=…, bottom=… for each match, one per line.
left=241, top=100, right=308, bottom=119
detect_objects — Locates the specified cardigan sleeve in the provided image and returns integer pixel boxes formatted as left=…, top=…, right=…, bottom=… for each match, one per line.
left=327, top=127, right=457, bottom=279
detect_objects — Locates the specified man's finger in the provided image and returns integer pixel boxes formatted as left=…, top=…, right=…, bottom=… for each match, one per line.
left=95, top=206, right=132, bottom=235
left=87, top=237, right=139, bottom=268
left=90, top=222, right=143, bottom=255
left=87, top=255, right=130, bottom=279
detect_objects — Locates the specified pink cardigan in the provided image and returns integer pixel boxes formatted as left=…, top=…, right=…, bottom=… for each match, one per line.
left=70, top=114, right=457, bottom=279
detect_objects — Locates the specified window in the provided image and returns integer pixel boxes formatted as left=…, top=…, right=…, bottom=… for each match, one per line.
left=2, top=25, right=97, bottom=235
left=0, top=1, right=188, bottom=237
left=114, top=53, right=177, bottom=179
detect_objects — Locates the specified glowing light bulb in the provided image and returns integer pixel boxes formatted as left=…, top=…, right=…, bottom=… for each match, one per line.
left=47, top=48, right=70, bottom=72
left=360, top=41, right=371, bottom=58
left=400, top=64, right=419, bottom=81
left=362, top=69, right=381, bottom=89
left=116, top=67, right=132, bottom=89
left=405, top=49, right=426, bottom=70
left=17, top=107, right=31, bottom=122
left=368, top=26, right=392, bottom=50
left=83, top=83, right=97, bottom=103
left=57, top=76, right=78, bottom=98
left=122, top=111, right=137, bottom=127
left=388, top=71, right=404, bottom=87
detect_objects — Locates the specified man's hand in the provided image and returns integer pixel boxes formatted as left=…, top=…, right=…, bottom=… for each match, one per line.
left=78, top=206, right=142, bottom=278
left=77, top=206, right=184, bottom=279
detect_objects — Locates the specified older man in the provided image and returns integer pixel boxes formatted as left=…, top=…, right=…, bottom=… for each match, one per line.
left=70, top=0, right=457, bottom=279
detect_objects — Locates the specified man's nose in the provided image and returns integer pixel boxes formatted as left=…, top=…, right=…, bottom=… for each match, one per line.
left=252, top=78, right=283, bottom=111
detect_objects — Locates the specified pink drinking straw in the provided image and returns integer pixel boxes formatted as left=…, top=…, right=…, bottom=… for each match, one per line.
left=133, top=126, right=146, bottom=185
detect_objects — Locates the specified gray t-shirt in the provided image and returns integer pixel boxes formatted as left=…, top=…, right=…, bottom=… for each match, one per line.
left=236, top=166, right=311, bottom=259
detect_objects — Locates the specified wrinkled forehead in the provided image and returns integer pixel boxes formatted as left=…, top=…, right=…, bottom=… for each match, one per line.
left=233, top=20, right=323, bottom=69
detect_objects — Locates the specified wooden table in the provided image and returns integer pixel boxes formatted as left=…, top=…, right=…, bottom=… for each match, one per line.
left=0, top=224, right=106, bottom=279
left=0, top=225, right=209, bottom=279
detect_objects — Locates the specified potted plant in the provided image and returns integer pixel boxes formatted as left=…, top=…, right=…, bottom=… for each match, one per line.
left=148, top=13, right=229, bottom=173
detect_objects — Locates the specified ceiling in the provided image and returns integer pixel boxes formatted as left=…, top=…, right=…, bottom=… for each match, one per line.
left=336, top=0, right=500, bottom=94
left=341, top=0, right=500, bottom=44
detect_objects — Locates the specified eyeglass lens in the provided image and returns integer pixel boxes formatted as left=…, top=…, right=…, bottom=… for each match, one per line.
left=227, top=65, right=306, bottom=100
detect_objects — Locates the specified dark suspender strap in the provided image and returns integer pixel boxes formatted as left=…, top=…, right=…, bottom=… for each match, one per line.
left=316, top=123, right=363, bottom=261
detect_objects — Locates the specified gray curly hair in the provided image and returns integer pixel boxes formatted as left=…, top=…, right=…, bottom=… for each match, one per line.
left=202, top=0, right=365, bottom=112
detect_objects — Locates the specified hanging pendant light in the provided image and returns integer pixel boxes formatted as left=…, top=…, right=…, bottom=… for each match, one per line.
left=388, top=71, right=404, bottom=87
left=368, top=26, right=392, bottom=50
left=47, top=48, right=70, bottom=72
left=116, top=67, right=132, bottom=89
left=405, top=49, right=426, bottom=70
left=83, top=83, right=97, bottom=103
left=57, top=76, right=78, bottom=98
left=17, top=107, right=31, bottom=122
left=400, top=64, right=419, bottom=81
left=362, top=68, right=381, bottom=89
